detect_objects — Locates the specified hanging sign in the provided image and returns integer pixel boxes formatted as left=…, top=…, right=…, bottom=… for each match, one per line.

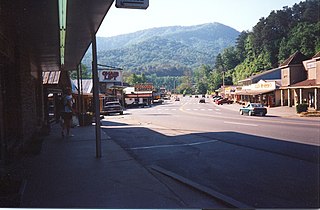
left=116, top=0, right=149, bottom=9
left=98, top=70, right=123, bottom=83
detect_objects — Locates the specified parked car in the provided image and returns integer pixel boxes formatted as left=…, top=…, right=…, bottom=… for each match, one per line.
left=102, top=101, right=123, bottom=115
left=215, top=98, right=233, bottom=105
left=199, top=98, right=205, bottom=103
left=212, top=95, right=222, bottom=102
left=239, top=103, right=267, bottom=116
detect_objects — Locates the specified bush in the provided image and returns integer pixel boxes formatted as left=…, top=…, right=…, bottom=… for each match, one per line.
left=296, top=103, right=308, bottom=113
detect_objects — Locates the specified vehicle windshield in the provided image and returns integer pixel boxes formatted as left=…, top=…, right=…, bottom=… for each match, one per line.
left=105, top=102, right=120, bottom=106
left=251, top=103, right=263, bottom=107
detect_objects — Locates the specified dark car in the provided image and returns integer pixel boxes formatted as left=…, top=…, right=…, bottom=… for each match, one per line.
left=199, top=98, right=205, bottom=103
left=102, top=101, right=123, bottom=115
left=215, top=98, right=233, bottom=105
left=212, top=95, right=222, bottom=102
left=239, top=103, right=267, bottom=116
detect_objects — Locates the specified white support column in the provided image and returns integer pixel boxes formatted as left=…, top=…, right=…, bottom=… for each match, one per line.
left=315, top=88, right=318, bottom=110
left=299, top=88, right=303, bottom=104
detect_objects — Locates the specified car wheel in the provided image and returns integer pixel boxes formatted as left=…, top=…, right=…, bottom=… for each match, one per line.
left=240, top=110, right=243, bottom=115
left=248, top=111, right=252, bottom=116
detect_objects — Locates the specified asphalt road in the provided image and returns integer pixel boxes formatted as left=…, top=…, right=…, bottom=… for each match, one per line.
left=101, top=97, right=320, bottom=208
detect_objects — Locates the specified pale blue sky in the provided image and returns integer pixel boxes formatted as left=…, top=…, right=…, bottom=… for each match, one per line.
left=97, top=0, right=303, bottom=37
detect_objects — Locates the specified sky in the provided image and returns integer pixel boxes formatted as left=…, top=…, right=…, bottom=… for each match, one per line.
left=96, top=0, right=303, bottom=37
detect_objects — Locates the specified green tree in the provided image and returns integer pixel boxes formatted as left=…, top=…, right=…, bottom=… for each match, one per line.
left=70, top=63, right=91, bottom=79
left=278, top=22, right=320, bottom=62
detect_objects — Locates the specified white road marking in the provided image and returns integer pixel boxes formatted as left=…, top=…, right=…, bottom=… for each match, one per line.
left=224, top=121, right=258, bottom=127
left=129, top=139, right=218, bottom=150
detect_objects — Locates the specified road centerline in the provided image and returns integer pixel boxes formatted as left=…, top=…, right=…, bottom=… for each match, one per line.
left=224, top=121, right=258, bottom=127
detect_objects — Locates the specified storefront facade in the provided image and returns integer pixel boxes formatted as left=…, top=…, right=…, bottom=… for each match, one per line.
left=235, top=80, right=281, bottom=107
left=124, top=84, right=154, bottom=107
left=279, top=51, right=320, bottom=110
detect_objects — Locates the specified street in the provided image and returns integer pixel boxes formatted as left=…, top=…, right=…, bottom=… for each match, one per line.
left=101, top=96, right=320, bottom=208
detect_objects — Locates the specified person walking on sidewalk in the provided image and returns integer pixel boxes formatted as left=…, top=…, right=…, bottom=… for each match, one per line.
left=62, top=87, right=74, bottom=137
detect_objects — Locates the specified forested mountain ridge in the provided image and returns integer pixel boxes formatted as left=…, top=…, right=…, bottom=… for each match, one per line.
left=182, top=0, right=320, bottom=94
left=79, top=0, right=319, bottom=95
left=82, top=22, right=240, bottom=75
left=217, top=0, right=320, bottom=84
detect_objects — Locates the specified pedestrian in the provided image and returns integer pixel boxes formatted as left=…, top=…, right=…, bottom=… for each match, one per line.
left=61, top=87, right=74, bottom=137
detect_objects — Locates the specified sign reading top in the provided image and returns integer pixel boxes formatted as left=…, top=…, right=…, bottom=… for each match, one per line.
left=116, top=0, right=149, bottom=9
left=98, top=70, right=123, bottom=83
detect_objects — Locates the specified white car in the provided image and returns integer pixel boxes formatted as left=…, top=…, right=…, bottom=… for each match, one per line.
left=102, top=101, right=124, bottom=115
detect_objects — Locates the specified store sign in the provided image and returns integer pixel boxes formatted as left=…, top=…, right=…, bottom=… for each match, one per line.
left=135, top=83, right=153, bottom=91
left=98, top=70, right=122, bottom=83
left=242, top=80, right=276, bottom=92
left=253, top=80, right=275, bottom=90
left=254, top=83, right=273, bottom=89
left=116, top=0, right=149, bottom=9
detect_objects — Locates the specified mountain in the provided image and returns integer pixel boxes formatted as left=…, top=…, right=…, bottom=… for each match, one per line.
left=83, top=22, right=240, bottom=76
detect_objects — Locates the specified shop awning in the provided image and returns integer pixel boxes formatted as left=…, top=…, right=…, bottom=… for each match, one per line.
left=235, top=89, right=275, bottom=96
left=283, top=79, right=320, bottom=89
left=5, top=0, right=114, bottom=72
left=126, top=93, right=153, bottom=98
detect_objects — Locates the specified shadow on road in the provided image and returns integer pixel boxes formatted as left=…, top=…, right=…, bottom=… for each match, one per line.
left=101, top=120, right=319, bottom=208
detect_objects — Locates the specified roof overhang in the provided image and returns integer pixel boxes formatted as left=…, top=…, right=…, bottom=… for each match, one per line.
left=11, top=0, right=114, bottom=72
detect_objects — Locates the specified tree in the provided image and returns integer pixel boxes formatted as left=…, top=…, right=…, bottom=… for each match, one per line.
left=236, top=31, right=249, bottom=62
left=208, top=70, right=223, bottom=92
left=70, top=63, right=92, bottom=79
left=278, top=22, right=320, bottom=62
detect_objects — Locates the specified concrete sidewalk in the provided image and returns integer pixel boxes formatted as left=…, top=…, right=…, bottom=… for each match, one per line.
left=20, top=124, right=186, bottom=208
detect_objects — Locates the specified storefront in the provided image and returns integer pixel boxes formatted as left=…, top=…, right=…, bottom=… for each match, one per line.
left=279, top=52, right=320, bottom=110
left=124, top=84, right=154, bottom=107
left=235, top=80, right=281, bottom=107
left=98, top=67, right=125, bottom=104
left=223, top=86, right=242, bottom=101
left=280, top=80, right=319, bottom=110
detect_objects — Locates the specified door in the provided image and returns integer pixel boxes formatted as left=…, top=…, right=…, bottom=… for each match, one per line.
left=308, top=92, right=315, bottom=108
